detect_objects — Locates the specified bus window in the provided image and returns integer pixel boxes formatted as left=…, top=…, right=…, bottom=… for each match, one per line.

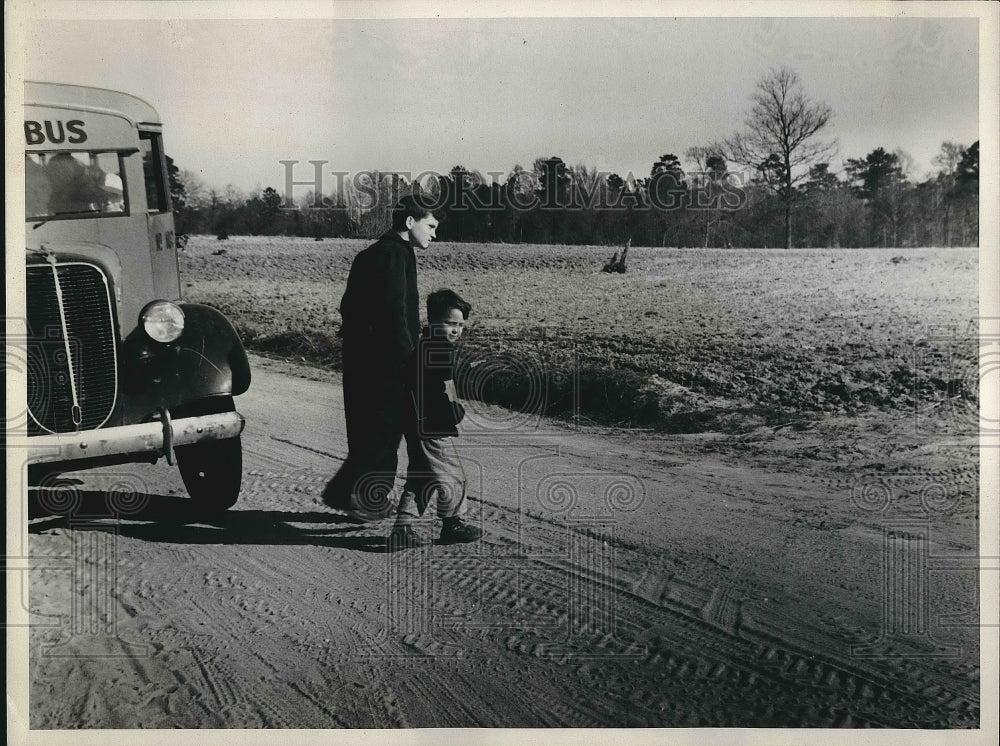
left=25, top=151, right=127, bottom=220
left=139, top=131, right=169, bottom=213
left=94, top=152, right=126, bottom=212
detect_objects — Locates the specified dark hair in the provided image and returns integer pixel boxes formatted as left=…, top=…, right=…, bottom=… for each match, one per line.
left=391, top=192, right=437, bottom=232
left=427, top=288, right=471, bottom=323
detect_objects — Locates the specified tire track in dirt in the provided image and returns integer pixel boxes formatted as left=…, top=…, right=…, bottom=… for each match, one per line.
left=432, top=494, right=979, bottom=727
left=29, top=517, right=976, bottom=728
left=267, top=445, right=980, bottom=727
left=175, top=557, right=392, bottom=726
left=27, top=359, right=979, bottom=728
left=30, top=450, right=978, bottom=729
left=41, top=498, right=404, bottom=729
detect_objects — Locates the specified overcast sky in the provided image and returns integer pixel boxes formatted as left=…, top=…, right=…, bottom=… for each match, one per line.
left=16, top=4, right=984, bottom=195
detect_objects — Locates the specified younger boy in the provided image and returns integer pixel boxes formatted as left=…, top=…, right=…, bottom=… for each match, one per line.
left=388, top=289, right=483, bottom=551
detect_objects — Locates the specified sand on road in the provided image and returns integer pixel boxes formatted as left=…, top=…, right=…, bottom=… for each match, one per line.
left=18, top=354, right=982, bottom=731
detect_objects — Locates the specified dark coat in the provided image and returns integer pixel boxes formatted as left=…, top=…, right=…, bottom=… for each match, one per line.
left=339, top=231, right=420, bottom=377
left=338, top=232, right=420, bottom=439
left=408, top=327, right=466, bottom=439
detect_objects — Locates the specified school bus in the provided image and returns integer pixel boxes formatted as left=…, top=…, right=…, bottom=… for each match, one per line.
left=22, top=81, right=250, bottom=514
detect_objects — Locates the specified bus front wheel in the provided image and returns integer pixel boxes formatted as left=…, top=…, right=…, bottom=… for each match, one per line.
left=175, top=436, right=242, bottom=514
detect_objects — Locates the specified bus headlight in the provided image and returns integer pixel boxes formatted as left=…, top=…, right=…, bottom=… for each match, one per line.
left=141, top=301, right=185, bottom=343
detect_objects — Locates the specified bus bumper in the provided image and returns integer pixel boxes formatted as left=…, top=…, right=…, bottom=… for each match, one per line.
left=25, top=411, right=245, bottom=466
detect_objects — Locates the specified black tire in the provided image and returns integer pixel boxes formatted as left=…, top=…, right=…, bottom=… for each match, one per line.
left=174, top=435, right=242, bottom=514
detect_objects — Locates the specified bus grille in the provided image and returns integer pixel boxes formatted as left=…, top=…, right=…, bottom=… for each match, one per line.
left=27, top=263, right=118, bottom=434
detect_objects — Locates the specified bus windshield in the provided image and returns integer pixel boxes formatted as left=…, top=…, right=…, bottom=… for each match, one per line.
left=26, top=151, right=127, bottom=220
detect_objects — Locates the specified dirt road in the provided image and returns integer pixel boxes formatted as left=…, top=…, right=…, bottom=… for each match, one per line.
left=21, top=355, right=981, bottom=730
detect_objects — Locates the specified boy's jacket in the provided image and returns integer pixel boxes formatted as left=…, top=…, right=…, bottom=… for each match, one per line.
left=408, top=327, right=466, bottom=438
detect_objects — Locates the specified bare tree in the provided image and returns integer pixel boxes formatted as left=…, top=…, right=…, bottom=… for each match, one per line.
left=686, top=145, right=730, bottom=247
left=222, top=184, right=246, bottom=206
left=177, top=169, right=208, bottom=209
left=932, top=141, right=966, bottom=176
left=725, top=67, right=836, bottom=248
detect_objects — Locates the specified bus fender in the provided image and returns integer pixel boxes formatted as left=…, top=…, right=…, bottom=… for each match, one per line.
left=123, top=302, right=251, bottom=403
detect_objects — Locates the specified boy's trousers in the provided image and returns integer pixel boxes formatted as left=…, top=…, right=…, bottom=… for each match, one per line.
left=396, top=435, right=468, bottom=524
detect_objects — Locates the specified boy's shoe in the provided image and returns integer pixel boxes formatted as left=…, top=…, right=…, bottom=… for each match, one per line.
left=387, top=525, right=426, bottom=552
left=439, top=516, right=483, bottom=544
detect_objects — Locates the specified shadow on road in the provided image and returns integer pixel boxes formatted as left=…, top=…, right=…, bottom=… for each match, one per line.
left=27, top=488, right=389, bottom=552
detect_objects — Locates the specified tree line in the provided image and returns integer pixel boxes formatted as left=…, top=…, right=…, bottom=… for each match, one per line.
left=169, top=67, right=979, bottom=249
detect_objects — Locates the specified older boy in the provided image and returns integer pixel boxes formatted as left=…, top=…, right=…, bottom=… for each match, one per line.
left=388, top=289, right=483, bottom=551
left=323, top=194, right=438, bottom=520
